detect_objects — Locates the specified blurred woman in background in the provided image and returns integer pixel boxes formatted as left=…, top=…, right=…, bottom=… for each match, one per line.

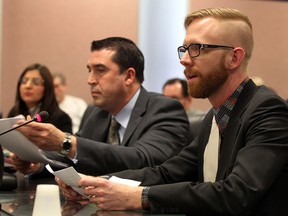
left=4, top=63, right=72, bottom=165
left=7, top=63, right=72, bottom=132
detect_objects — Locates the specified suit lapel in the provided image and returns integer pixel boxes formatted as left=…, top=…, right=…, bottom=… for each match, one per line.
left=121, top=87, right=148, bottom=146
left=216, top=80, right=258, bottom=180
left=78, top=108, right=111, bottom=142
left=97, top=111, right=111, bottom=142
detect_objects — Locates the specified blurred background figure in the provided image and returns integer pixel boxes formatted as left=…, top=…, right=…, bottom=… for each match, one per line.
left=162, top=78, right=206, bottom=142
left=0, top=144, right=3, bottom=189
left=53, top=73, right=87, bottom=133
left=4, top=63, right=72, bottom=163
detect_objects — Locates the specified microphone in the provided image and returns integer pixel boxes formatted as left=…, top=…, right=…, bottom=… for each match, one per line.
left=0, top=111, right=49, bottom=136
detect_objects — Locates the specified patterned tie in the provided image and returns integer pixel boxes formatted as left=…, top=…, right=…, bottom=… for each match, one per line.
left=107, top=118, right=120, bottom=145
left=203, top=116, right=220, bottom=182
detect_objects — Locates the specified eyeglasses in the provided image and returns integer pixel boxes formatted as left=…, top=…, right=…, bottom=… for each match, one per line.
left=21, top=77, right=45, bottom=86
left=177, top=43, right=234, bottom=59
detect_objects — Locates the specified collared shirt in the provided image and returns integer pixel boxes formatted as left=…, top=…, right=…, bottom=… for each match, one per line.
left=72, top=87, right=141, bottom=163
left=113, top=87, right=140, bottom=143
left=213, top=78, right=249, bottom=136
left=141, top=78, right=250, bottom=211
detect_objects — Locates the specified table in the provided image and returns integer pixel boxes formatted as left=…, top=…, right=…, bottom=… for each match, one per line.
left=0, top=172, right=61, bottom=215
left=0, top=172, right=109, bottom=215
left=0, top=173, right=184, bottom=216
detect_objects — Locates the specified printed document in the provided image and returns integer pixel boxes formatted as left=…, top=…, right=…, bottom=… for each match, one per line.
left=0, top=116, right=68, bottom=168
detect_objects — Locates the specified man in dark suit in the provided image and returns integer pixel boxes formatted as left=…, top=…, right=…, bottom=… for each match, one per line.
left=11, top=37, right=189, bottom=176
left=58, top=8, right=288, bottom=215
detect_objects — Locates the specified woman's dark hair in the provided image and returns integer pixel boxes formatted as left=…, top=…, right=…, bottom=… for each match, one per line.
left=9, top=63, right=60, bottom=120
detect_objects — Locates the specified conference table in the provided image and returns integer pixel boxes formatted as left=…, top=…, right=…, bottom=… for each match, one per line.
left=0, top=172, right=185, bottom=216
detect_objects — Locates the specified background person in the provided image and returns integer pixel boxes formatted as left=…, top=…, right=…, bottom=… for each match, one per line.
left=4, top=63, right=72, bottom=169
left=162, top=78, right=206, bottom=142
left=11, top=37, right=190, bottom=177
left=7, top=64, right=72, bottom=131
left=53, top=73, right=88, bottom=133
left=58, top=8, right=288, bottom=216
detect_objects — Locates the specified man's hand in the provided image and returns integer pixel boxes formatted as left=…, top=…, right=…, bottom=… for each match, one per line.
left=55, top=177, right=87, bottom=202
left=10, top=153, right=41, bottom=175
left=16, top=116, right=65, bottom=152
left=79, top=175, right=143, bottom=211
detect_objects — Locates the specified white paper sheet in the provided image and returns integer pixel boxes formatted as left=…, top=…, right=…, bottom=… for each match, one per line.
left=109, top=176, right=141, bottom=187
left=46, top=164, right=87, bottom=197
left=45, top=164, right=141, bottom=198
left=0, top=116, right=68, bottom=168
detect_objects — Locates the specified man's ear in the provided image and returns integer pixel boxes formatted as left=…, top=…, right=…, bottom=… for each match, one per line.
left=227, top=47, right=246, bottom=70
left=124, top=68, right=136, bottom=85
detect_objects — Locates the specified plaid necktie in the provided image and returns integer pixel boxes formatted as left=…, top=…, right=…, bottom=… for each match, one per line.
left=107, top=118, right=120, bottom=145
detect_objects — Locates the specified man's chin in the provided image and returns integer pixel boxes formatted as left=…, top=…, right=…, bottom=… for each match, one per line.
left=189, top=88, right=208, bottom=99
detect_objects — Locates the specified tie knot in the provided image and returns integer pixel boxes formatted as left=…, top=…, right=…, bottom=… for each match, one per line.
left=110, top=118, right=120, bottom=130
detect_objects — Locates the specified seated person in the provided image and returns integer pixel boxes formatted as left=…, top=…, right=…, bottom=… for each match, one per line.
left=10, top=37, right=190, bottom=178
left=56, top=8, right=288, bottom=216
left=162, top=78, right=206, bottom=142
left=4, top=63, right=72, bottom=166
left=53, top=73, right=88, bottom=134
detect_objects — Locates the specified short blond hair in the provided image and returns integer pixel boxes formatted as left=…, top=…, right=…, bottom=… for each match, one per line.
left=184, top=8, right=254, bottom=68
left=184, top=8, right=252, bottom=30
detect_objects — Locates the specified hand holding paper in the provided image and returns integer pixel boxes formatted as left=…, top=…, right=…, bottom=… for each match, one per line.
left=0, top=116, right=68, bottom=168
left=46, top=164, right=87, bottom=198
left=46, top=164, right=141, bottom=199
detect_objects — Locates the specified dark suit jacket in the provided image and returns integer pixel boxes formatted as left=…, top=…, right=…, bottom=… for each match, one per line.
left=113, top=81, right=288, bottom=216
left=78, top=103, right=95, bottom=131
left=56, top=87, right=189, bottom=176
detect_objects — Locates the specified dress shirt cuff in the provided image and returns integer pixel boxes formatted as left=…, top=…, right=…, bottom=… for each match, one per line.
left=141, top=186, right=151, bottom=210
left=68, top=152, right=78, bottom=164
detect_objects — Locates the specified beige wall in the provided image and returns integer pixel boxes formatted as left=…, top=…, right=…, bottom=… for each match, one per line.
left=1, top=0, right=139, bottom=116
left=1, top=0, right=288, bottom=116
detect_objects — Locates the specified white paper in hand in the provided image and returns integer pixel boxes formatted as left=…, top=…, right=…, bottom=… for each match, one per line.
left=0, top=116, right=68, bottom=168
left=45, top=165, right=141, bottom=198
left=45, top=164, right=87, bottom=198
left=109, top=176, right=141, bottom=186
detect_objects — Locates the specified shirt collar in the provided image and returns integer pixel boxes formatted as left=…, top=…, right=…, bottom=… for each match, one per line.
left=213, top=78, right=249, bottom=135
left=114, top=87, right=141, bottom=129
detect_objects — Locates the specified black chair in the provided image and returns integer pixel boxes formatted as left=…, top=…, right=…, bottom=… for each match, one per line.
left=187, top=112, right=206, bottom=144
left=0, top=146, right=3, bottom=188
left=0, top=172, right=17, bottom=191
left=0, top=112, right=18, bottom=192
left=0, top=146, right=17, bottom=191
